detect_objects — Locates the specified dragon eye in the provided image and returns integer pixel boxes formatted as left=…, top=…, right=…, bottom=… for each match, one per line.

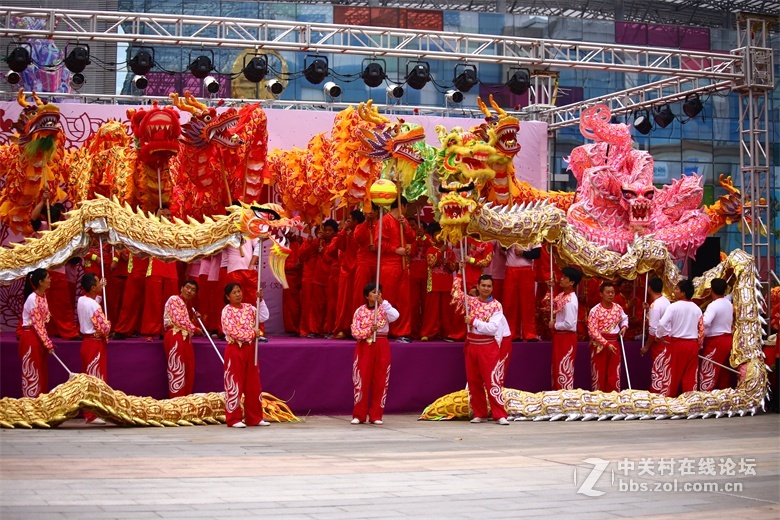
left=622, top=190, right=637, bottom=200
left=252, top=207, right=281, bottom=220
left=644, top=190, right=655, bottom=200
left=203, top=115, right=212, bottom=122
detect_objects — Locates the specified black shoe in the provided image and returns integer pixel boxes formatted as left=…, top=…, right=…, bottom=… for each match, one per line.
left=257, top=336, right=269, bottom=343
left=113, top=333, right=126, bottom=340
left=396, top=337, right=412, bottom=344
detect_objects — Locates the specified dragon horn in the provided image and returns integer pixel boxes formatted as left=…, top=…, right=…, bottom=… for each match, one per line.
left=477, top=96, right=491, bottom=119
left=32, top=92, right=44, bottom=106
left=169, top=92, right=196, bottom=115
left=489, top=94, right=507, bottom=117
left=184, top=91, right=207, bottom=111
left=16, top=88, right=28, bottom=108
left=357, top=100, right=389, bottom=125
left=435, top=125, right=448, bottom=142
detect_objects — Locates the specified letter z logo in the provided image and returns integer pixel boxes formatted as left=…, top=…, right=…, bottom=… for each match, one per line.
left=575, top=458, right=610, bottom=497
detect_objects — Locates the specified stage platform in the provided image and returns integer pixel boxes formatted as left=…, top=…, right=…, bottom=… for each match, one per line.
left=0, top=332, right=652, bottom=415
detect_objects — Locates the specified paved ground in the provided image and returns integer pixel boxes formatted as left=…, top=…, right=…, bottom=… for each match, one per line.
left=1, top=414, right=778, bottom=519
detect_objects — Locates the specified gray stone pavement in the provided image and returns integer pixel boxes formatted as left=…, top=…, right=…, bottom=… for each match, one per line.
left=0, top=414, right=778, bottom=519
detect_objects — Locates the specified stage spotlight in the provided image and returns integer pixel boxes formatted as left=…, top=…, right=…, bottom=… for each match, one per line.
left=6, top=44, right=32, bottom=82
left=653, top=104, right=675, bottom=128
left=266, top=79, right=285, bottom=96
left=188, top=54, right=213, bottom=79
left=361, top=60, right=386, bottom=88
left=70, top=73, right=85, bottom=90
left=405, top=61, right=430, bottom=90
left=129, top=47, right=154, bottom=76
left=323, top=81, right=342, bottom=99
left=633, top=110, right=652, bottom=135
left=445, top=89, right=464, bottom=104
left=64, top=44, right=90, bottom=74
left=243, top=55, right=268, bottom=83
left=682, top=94, right=703, bottom=118
left=303, top=55, right=328, bottom=85
left=203, top=75, right=220, bottom=94
left=386, top=84, right=404, bottom=99
left=453, top=64, right=478, bottom=93
left=506, top=67, right=530, bottom=95
left=6, top=71, right=21, bottom=85
left=132, top=75, right=148, bottom=90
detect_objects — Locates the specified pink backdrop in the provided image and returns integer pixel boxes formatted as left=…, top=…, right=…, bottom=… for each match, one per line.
left=0, top=101, right=548, bottom=333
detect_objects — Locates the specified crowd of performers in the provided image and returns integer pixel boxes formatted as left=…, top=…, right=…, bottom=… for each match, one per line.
left=14, top=196, right=737, bottom=426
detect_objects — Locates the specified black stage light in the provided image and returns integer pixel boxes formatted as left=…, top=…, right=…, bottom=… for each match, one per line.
left=129, top=47, right=154, bottom=76
left=453, top=64, right=478, bottom=93
left=682, top=94, right=703, bottom=118
left=653, top=104, right=675, bottom=128
left=633, top=110, right=652, bottom=135
left=243, top=55, right=268, bottom=83
left=189, top=54, right=213, bottom=79
left=7, top=44, right=32, bottom=74
left=303, top=56, right=328, bottom=85
left=506, top=67, right=530, bottom=95
left=361, top=61, right=385, bottom=88
left=405, top=61, right=430, bottom=90
left=64, top=44, right=90, bottom=74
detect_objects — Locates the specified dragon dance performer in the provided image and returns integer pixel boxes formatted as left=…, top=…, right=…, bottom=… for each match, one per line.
left=305, top=220, right=337, bottom=337
left=657, top=279, right=704, bottom=397
left=420, top=223, right=460, bottom=341
left=408, top=219, right=432, bottom=340
left=221, top=283, right=270, bottom=428
left=18, top=269, right=55, bottom=398
left=77, top=273, right=111, bottom=424
left=113, top=253, right=149, bottom=340
left=350, top=282, right=399, bottom=425
left=453, top=274, right=511, bottom=425
left=549, top=266, right=582, bottom=390
left=282, top=232, right=303, bottom=335
left=503, top=245, right=540, bottom=341
left=351, top=210, right=378, bottom=321
left=329, top=211, right=362, bottom=339
left=587, top=282, right=628, bottom=393
left=379, top=197, right=415, bottom=342
left=462, top=237, right=494, bottom=293
left=221, top=228, right=266, bottom=342
left=700, top=278, right=734, bottom=391
left=640, top=277, right=671, bottom=394
left=163, top=280, right=201, bottom=398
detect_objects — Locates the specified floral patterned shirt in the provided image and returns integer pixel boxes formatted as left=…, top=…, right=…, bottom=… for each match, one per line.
left=221, top=302, right=269, bottom=344
left=588, top=303, right=628, bottom=353
left=164, top=295, right=198, bottom=338
left=22, top=293, right=53, bottom=350
left=351, top=300, right=400, bottom=340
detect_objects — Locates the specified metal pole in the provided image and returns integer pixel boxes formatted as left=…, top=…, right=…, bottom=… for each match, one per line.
left=619, top=335, right=632, bottom=390
left=51, top=351, right=75, bottom=377
left=98, top=235, right=108, bottom=318
left=460, top=237, right=470, bottom=332
left=549, top=243, right=554, bottom=323
left=641, top=273, right=649, bottom=352
left=157, top=166, right=163, bottom=210
left=699, top=354, right=740, bottom=374
left=254, top=239, right=263, bottom=366
left=372, top=207, right=384, bottom=343
left=195, top=311, right=224, bottom=364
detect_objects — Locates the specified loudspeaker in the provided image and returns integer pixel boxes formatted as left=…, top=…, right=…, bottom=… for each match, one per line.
left=689, top=236, right=721, bottom=279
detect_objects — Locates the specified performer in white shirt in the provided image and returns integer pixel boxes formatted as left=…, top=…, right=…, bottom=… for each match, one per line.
left=77, top=273, right=111, bottom=424
left=699, top=278, right=734, bottom=391
left=549, top=266, right=581, bottom=390
left=640, top=277, right=672, bottom=395
left=657, top=279, right=703, bottom=397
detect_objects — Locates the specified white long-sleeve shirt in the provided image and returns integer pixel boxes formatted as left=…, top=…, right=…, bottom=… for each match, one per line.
left=555, top=292, right=578, bottom=332
left=658, top=300, right=702, bottom=339
left=703, top=297, right=733, bottom=336
left=648, top=295, right=670, bottom=336
left=471, top=309, right=511, bottom=345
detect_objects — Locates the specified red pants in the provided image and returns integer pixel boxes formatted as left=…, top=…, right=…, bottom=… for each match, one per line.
left=308, top=283, right=328, bottom=335
left=325, top=272, right=340, bottom=335
left=492, top=278, right=504, bottom=304
left=649, top=339, right=672, bottom=396
left=106, top=275, right=126, bottom=325
left=352, top=336, right=391, bottom=422
left=163, top=330, right=195, bottom=398
left=115, top=273, right=146, bottom=335
left=18, top=329, right=49, bottom=398
left=223, top=341, right=263, bottom=426
left=498, top=336, right=512, bottom=387
left=298, top=281, right=314, bottom=336
left=420, top=291, right=461, bottom=340
left=351, top=263, right=375, bottom=313
left=282, top=272, right=301, bottom=334
left=81, top=336, right=108, bottom=421
left=551, top=331, right=577, bottom=390
left=334, top=270, right=355, bottom=336
left=409, top=276, right=427, bottom=339
left=699, top=334, right=733, bottom=391
left=141, top=276, right=178, bottom=336
left=47, top=271, right=79, bottom=339
left=590, top=336, right=621, bottom=392
left=667, top=337, right=699, bottom=397
left=503, top=266, right=537, bottom=340
left=225, top=270, right=258, bottom=309
left=380, top=263, right=411, bottom=337
left=198, top=274, right=221, bottom=333
left=464, top=334, right=507, bottom=420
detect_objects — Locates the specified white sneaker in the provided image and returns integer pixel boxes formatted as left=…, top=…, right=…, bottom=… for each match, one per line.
left=231, top=421, right=246, bottom=428
left=497, top=417, right=510, bottom=426
left=350, top=418, right=361, bottom=425
left=86, top=417, right=106, bottom=425
left=372, top=420, right=383, bottom=425
left=255, top=420, right=271, bottom=426
left=470, top=417, right=485, bottom=423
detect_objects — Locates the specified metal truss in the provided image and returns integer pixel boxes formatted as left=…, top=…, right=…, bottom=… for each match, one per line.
left=0, top=7, right=744, bottom=81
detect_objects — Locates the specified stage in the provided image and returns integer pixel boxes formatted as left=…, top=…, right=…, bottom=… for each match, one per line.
left=1, top=333, right=652, bottom=415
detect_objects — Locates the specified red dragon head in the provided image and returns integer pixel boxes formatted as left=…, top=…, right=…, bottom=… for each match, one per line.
left=127, top=102, right=181, bottom=168
left=170, top=91, right=240, bottom=150
left=12, top=89, right=61, bottom=149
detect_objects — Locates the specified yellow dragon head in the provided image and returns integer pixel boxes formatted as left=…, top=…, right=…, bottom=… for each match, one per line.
left=435, top=125, right=495, bottom=185
left=474, top=94, right=521, bottom=162
left=12, top=88, right=61, bottom=151
left=436, top=181, right=478, bottom=244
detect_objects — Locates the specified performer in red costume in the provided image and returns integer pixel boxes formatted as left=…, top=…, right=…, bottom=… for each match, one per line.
left=77, top=273, right=111, bottom=424
left=221, top=283, right=270, bottom=428
left=324, top=220, right=342, bottom=338
left=297, top=230, right=319, bottom=337
left=351, top=210, right=378, bottom=316
left=503, top=245, right=540, bottom=341
left=462, top=237, right=493, bottom=292
left=18, top=269, right=55, bottom=398
left=350, top=282, right=399, bottom=425
left=587, top=282, right=628, bottom=393
left=615, top=278, right=643, bottom=340
left=453, top=274, right=510, bottom=425
left=112, top=252, right=149, bottom=339
left=419, top=223, right=458, bottom=341
left=330, top=211, right=362, bottom=339
left=140, top=207, right=180, bottom=338
left=379, top=197, right=415, bottom=342
left=656, top=279, right=704, bottom=397
left=282, top=232, right=303, bottom=335
left=107, top=247, right=129, bottom=325
left=640, top=277, right=671, bottom=394
left=163, top=280, right=201, bottom=398
left=534, top=245, right=561, bottom=340
left=549, top=266, right=581, bottom=390
left=699, top=278, right=734, bottom=391
left=408, top=219, right=431, bottom=339
left=307, top=219, right=337, bottom=337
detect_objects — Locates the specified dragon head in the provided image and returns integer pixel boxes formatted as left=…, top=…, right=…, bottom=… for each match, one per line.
left=619, top=177, right=656, bottom=231
left=236, top=202, right=304, bottom=288
left=476, top=95, right=521, bottom=158
left=435, top=125, right=496, bottom=185
left=436, top=181, right=478, bottom=244
left=12, top=89, right=61, bottom=150
left=128, top=102, right=181, bottom=167
left=170, top=91, right=240, bottom=150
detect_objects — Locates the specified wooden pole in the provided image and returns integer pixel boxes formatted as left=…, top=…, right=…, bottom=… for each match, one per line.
left=254, top=239, right=263, bottom=366
left=372, top=207, right=384, bottom=343
left=460, top=237, right=470, bottom=333
left=98, top=235, right=109, bottom=318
